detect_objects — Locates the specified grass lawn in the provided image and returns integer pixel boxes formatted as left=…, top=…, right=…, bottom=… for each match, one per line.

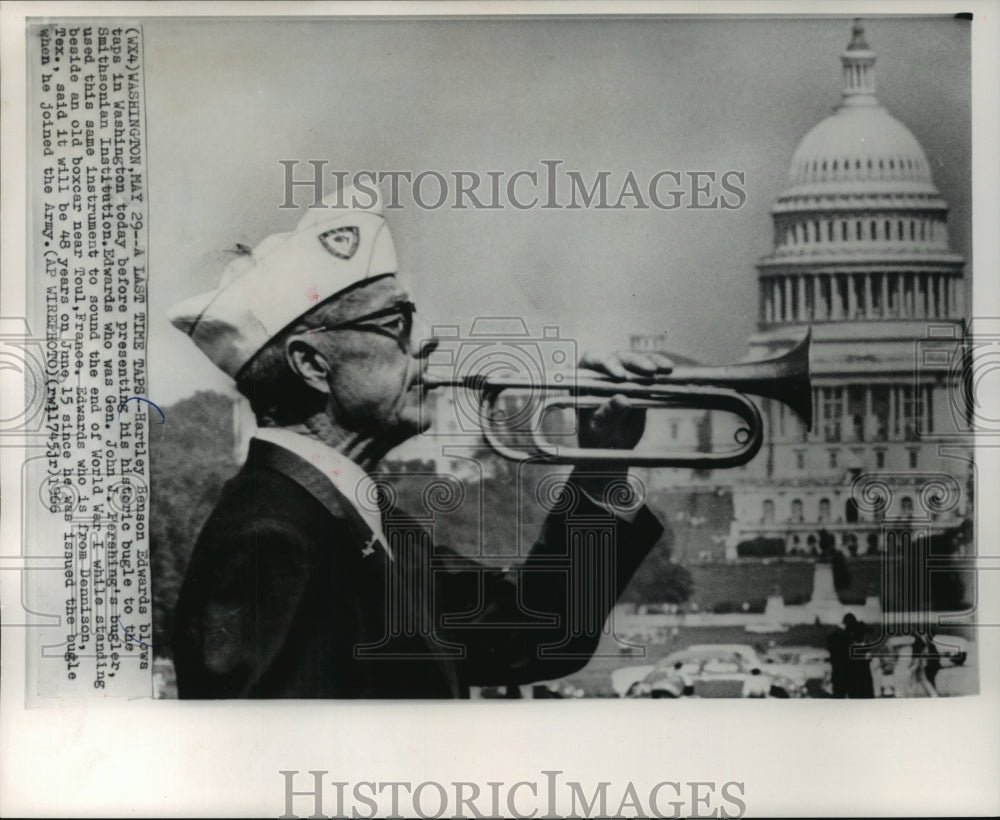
left=685, top=562, right=815, bottom=611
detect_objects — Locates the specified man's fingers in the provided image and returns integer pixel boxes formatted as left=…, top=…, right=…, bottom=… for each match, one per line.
left=589, top=394, right=631, bottom=427
left=648, top=352, right=675, bottom=373
left=579, top=394, right=646, bottom=451
left=609, top=394, right=632, bottom=412
left=578, top=350, right=674, bottom=379
left=619, top=351, right=674, bottom=375
left=593, top=396, right=643, bottom=419
left=623, top=352, right=661, bottom=375
left=579, top=351, right=628, bottom=380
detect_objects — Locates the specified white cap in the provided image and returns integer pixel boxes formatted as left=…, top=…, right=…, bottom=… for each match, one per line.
left=168, top=186, right=397, bottom=379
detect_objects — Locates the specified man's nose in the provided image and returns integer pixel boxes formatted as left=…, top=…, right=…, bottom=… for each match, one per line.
left=412, top=315, right=439, bottom=359
left=418, top=335, right=440, bottom=358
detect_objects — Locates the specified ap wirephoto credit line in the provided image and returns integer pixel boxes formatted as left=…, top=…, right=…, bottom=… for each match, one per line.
left=2, top=4, right=998, bottom=818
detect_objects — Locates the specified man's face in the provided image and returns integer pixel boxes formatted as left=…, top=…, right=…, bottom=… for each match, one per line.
left=308, top=275, right=437, bottom=448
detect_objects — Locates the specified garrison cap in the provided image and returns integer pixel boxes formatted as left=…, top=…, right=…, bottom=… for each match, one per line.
left=168, top=186, right=397, bottom=379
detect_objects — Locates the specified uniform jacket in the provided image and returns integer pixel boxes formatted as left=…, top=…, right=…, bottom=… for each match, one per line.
left=172, top=438, right=664, bottom=698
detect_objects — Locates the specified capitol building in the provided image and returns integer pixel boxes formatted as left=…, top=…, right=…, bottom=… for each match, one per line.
left=309, top=20, right=971, bottom=566
left=723, top=20, right=970, bottom=558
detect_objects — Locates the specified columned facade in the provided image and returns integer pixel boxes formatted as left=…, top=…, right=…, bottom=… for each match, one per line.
left=728, top=21, right=970, bottom=559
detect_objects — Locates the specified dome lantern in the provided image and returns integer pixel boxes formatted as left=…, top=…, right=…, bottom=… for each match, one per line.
left=841, top=19, right=877, bottom=105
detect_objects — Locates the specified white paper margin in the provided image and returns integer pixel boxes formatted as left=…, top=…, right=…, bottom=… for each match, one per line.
left=2, top=1, right=998, bottom=817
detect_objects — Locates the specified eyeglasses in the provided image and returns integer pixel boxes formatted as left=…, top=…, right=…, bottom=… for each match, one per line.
left=308, top=300, right=417, bottom=349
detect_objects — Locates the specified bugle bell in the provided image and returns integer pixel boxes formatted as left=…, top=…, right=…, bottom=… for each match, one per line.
left=424, top=330, right=812, bottom=468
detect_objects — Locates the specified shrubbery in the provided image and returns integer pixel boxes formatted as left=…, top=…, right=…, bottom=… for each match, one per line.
left=735, top=536, right=786, bottom=558
left=711, top=599, right=766, bottom=614
left=150, top=391, right=238, bottom=657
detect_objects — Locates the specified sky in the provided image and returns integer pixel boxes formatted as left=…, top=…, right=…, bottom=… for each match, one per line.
left=143, top=15, right=972, bottom=405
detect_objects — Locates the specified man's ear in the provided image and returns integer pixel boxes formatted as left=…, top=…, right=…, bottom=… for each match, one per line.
left=285, top=336, right=333, bottom=394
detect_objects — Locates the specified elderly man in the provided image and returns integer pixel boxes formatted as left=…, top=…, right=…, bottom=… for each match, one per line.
left=168, top=190, right=668, bottom=698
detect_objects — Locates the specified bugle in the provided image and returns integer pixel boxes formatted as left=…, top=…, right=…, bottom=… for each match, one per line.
left=424, top=330, right=812, bottom=468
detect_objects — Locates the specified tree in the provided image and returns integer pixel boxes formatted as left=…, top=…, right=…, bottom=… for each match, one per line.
left=620, top=532, right=693, bottom=605
left=736, top=536, right=786, bottom=558
left=927, top=519, right=971, bottom=610
left=150, top=390, right=238, bottom=657
left=880, top=520, right=972, bottom=611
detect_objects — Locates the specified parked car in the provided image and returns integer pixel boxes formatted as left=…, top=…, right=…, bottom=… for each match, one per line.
left=610, top=665, right=656, bottom=698
left=629, top=646, right=803, bottom=698
left=686, top=644, right=763, bottom=666
left=762, top=646, right=832, bottom=697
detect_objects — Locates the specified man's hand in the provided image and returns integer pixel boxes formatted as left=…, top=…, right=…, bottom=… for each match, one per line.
left=579, top=350, right=675, bottom=383
left=576, top=350, right=674, bottom=452
left=572, top=351, right=673, bottom=513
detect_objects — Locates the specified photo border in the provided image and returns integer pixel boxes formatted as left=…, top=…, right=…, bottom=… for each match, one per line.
left=2, top=2, right=998, bottom=817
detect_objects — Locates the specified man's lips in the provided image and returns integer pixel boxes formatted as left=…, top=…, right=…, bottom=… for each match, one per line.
left=408, top=371, right=433, bottom=394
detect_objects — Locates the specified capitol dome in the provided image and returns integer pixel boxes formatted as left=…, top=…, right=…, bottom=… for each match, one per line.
left=787, top=105, right=937, bottom=194
left=774, top=20, right=945, bottom=207
left=755, top=19, right=964, bottom=335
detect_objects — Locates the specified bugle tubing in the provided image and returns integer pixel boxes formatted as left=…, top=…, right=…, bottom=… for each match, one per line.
left=425, top=330, right=812, bottom=468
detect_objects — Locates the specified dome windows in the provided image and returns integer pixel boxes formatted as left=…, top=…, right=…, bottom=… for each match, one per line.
left=786, top=96, right=938, bottom=190
left=790, top=150, right=935, bottom=186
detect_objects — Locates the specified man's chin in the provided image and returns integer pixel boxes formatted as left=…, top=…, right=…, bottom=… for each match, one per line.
left=417, top=408, right=435, bottom=433
left=407, top=397, right=435, bottom=432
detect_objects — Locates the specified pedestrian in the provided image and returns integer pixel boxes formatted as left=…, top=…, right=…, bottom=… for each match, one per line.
left=827, top=614, right=852, bottom=698
left=845, top=615, right=875, bottom=699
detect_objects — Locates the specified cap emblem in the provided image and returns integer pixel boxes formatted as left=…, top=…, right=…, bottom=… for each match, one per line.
left=318, top=226, right=360, bottom=260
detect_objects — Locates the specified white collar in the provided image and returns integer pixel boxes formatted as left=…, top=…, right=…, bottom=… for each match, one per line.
left=253, top=427, right=391, bottom=559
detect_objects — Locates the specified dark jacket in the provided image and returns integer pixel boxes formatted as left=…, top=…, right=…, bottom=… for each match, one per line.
left=172, top=439, right=664, bottom=698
